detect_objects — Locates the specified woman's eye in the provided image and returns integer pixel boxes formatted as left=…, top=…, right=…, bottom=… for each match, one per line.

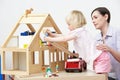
left=94, top=16, right=97, bottom=19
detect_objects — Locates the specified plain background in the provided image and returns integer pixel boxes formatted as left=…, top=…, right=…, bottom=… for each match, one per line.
left=0, top=0, right=120, bottom=70
left=0, top=0, right=120, bottom=47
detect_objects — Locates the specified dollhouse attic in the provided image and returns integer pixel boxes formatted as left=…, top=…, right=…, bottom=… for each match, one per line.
left=0, top=9, right=70, bottom=75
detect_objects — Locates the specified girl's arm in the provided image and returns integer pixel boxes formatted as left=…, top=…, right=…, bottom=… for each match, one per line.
left=44, top=34, right=77, bottom=42
left=45, top=29, right=63, bottom=37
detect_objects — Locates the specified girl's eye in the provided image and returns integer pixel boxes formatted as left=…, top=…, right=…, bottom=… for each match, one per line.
left=67, top=23, right=70, bottom=26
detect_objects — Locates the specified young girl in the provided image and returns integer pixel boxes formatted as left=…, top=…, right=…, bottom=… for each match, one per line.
left=44, top=10, right=90, bottom=61
left=44, top=10, right=111, bottom=74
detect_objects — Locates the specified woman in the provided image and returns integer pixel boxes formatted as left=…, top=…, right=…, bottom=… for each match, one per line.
left=91, top=7, right=120, bottom=80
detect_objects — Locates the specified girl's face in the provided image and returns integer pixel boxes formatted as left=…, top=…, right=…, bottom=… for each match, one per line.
left=67, top=23, right=75, bottom=31
left=91, top=11, right=108, bottom=30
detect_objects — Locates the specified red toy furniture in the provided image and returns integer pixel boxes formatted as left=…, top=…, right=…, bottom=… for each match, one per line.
left=65, top=58, right=87, bottom=72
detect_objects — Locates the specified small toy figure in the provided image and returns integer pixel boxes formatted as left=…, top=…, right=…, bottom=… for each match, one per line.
left=68, top=50, right=78, bottom=59
left=56, top=63, right=59, bottom=73
left=41, top=66, right=46, bottom=72
left=45, top=32, right=49, bottom=37
left=72, top=50, right=78, bottom=58
left=25, top=8, right=33, bottom=17
left=41, top=66, right=46, bottom=76
left=46, top=67, right=52, bottom=77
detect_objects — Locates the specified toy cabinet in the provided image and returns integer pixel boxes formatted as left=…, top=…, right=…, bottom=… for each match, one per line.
left=0, top=10, right=69, bottom=75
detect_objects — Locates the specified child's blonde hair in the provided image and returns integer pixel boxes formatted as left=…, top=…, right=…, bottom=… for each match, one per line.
left=66, top=10, right=87, bottom=28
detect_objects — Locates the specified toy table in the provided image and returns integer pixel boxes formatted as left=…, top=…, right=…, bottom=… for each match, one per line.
left=14, top=70, right=108, bottom=80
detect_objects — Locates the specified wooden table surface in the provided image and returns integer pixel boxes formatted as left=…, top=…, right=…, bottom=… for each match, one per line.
left=14, top=70, right=108, bottom=80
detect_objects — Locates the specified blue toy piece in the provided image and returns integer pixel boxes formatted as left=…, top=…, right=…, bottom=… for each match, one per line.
left=20, top=31, right=29, bottom=36
left=20, top=31, right=35, bottom=36
left=44, top=32, right=49, bottom=37
left=0, top=56, right=3, bottom=80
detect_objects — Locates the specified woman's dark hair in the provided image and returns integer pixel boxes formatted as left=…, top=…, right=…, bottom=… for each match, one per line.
left=91, top=7, right=111, bottom=23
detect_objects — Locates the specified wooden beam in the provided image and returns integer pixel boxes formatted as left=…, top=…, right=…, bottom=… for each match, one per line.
left=26, top=24, right=36, bottom=32
left=50, top=42, right=77, bottom=57
left=48, top=15, right=62, bottom=34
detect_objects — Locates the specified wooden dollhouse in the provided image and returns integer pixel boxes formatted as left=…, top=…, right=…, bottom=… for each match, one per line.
left=0, top=9, right=71, bottom=75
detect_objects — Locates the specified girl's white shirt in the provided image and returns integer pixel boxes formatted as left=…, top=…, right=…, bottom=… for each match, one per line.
left=69, top=25, right=102, bottom=70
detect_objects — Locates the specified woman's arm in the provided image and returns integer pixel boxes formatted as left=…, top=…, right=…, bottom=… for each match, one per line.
left=109, top=48, right=120, bottom=63
left=96, top=44, right=120, bottom=63
left=109, top=28, right=120, bottom=63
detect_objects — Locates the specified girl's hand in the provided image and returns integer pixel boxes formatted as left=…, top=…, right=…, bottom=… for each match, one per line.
left=44, top=37, right=50, bottom=41
left=46, top=29, right=51, bottom=34
left=44, top=29, right=55, bottom=37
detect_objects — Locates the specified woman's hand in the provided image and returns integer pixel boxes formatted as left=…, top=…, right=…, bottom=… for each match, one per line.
left=96, top=44, right=111, bottom=52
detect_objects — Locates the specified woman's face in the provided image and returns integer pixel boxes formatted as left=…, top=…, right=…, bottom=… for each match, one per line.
left=91, top=11, right=108, bottom=30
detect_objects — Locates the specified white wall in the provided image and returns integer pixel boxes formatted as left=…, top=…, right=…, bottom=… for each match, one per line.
left=0, top=0, right=120, bottom=74
left=0, top=0, right=120, bottom=49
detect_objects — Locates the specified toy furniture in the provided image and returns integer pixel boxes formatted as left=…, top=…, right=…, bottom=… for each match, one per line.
left=0, top=9, right=70, bottom=75
left=65, top=58, right=86, bottom=72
